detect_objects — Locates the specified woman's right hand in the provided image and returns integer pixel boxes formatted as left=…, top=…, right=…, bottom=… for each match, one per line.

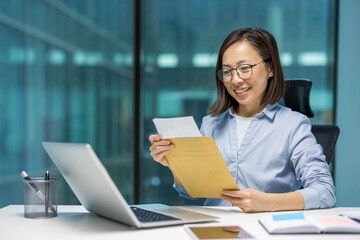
left=149, top=134, right=174, bottom=167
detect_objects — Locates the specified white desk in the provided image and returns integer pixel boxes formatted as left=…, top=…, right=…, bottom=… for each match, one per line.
left=1, top=205, right=360, bottom=240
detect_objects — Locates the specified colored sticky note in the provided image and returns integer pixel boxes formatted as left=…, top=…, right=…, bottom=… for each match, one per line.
left=272, top=212, right=305, bottom=221
left=316, top=217, right=357, bottom=225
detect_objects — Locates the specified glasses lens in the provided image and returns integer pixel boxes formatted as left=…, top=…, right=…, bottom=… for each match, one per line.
left=218, top=69, right=232, bottom=82
left=236, top=65, right=252, bottom=80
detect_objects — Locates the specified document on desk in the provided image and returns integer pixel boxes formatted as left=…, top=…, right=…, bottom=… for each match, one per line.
left=153, top=116, right=239, bottom=198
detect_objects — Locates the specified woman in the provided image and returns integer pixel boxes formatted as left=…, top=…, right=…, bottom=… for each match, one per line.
left=149, top=28, right=335, bottom=213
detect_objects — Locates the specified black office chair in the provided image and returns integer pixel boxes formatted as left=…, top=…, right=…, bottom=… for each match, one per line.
left=283, top=79, right=340, bottom=164
left=311, top=125, right=340, bottom=164
left=283, top=79, right=314, bottom=118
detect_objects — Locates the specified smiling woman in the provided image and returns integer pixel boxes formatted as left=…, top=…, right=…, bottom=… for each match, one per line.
left=149, top=28, right=336, bottom=213
left=221, top=41, right=273, bottom=117
left=209, top=28, right=285, bottom=117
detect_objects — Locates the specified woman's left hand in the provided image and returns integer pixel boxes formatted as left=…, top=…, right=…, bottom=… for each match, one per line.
left=221, top=189, right=271, bottom=213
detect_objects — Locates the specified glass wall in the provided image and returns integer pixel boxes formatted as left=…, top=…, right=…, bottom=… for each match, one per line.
left=0, top=0, right=133, bottom=207
left=0, top=0, right=337, bottom=208
left=141, top=0, right=337, bottom=205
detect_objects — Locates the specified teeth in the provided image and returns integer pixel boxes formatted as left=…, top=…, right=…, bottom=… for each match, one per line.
left=235, top=87, right=250, bottom=93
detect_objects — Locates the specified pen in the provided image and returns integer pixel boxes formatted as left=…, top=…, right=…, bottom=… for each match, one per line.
left=21, top=171, right=56, bottom=214
left=45, top=171, right=50, bottom=215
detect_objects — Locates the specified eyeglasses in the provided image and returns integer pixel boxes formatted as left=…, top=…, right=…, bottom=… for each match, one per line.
left=217, top=58, right=271, bottom=83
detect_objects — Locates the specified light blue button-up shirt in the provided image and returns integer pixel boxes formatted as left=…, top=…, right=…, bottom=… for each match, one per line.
left=173, top=104, right=336, bottom=209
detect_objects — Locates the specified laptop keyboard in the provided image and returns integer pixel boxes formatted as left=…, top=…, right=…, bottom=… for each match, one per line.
left=130, top=206, right=179, bottom=222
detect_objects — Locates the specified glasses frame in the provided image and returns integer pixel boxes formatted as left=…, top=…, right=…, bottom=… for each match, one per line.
left=217, top=58, right=271, bottom=83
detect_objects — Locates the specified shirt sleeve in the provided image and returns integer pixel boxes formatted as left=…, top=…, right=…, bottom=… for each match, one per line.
left=289, top=115, right=336, bottom=209
left=172, top=182, right=199, bottom=200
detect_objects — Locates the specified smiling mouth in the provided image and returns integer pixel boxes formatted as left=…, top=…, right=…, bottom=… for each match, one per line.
left=235, top=87, right=251, bottom=94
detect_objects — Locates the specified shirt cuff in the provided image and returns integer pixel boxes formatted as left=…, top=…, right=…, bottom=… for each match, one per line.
left=297, top=187, right=320, bottom=210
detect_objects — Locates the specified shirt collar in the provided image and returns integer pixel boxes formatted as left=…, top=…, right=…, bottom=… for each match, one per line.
left=259, top=104, right=278, bottom=120
left=227, top=104, right=278, bottom=120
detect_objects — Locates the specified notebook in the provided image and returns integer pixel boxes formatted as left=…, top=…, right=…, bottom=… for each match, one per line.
left=42, top=142, right=218, bottom=228
left=259, top=212, right=360, bottom=234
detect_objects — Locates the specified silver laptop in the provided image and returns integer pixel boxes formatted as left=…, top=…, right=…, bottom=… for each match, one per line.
left=42, top=142, right=217, bottom=228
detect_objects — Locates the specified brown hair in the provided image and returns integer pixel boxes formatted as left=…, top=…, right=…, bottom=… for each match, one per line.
left=207, top=28, right=285, bottom=116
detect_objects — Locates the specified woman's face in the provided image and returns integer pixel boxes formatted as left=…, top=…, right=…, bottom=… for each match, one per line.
left=222, top=40, right=273, bottom=117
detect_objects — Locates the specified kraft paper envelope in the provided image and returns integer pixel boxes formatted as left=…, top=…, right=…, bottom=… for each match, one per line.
left=165, top=136, right=239, bottom=198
